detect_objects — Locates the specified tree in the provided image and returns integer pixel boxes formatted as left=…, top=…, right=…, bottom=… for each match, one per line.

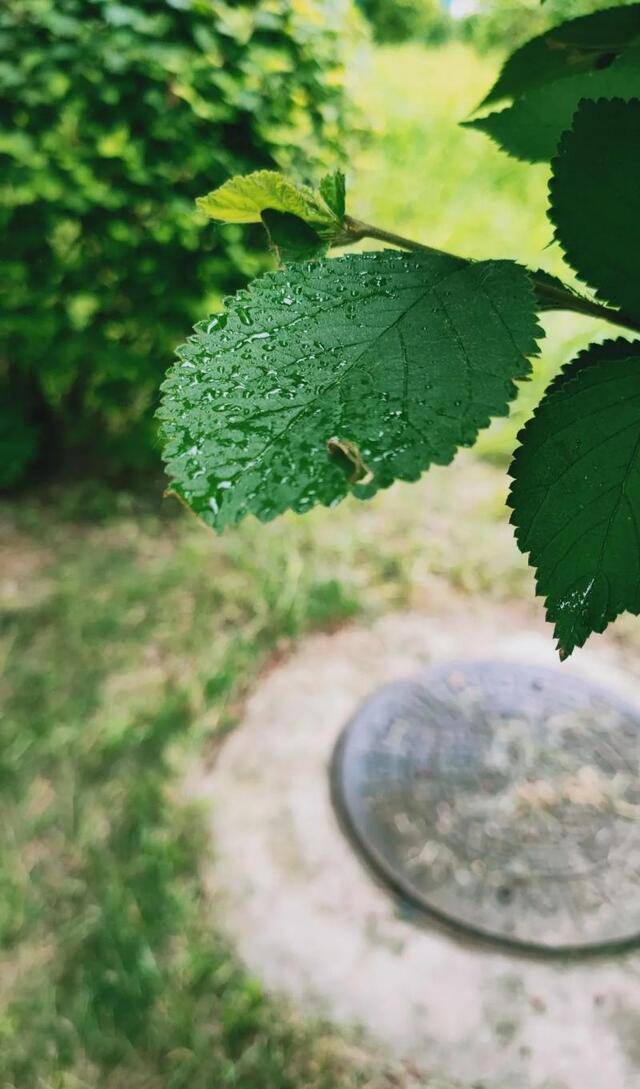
left=159, top=2, right=640, bottom=659
left=355, top=0, right=449, bottom=43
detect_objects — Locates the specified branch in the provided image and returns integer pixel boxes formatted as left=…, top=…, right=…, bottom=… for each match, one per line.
left=336, top=216, right=640, bottom=337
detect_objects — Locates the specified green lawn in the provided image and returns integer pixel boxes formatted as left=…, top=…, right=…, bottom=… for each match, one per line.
left=0, top=39, right=629, bottom=1089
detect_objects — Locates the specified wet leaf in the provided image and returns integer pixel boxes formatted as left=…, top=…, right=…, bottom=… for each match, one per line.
left=159, top=250, right=542, bottom=529
left=549, top=97, right=640, bottom=318
left=509, top=339, right=640, bottom=658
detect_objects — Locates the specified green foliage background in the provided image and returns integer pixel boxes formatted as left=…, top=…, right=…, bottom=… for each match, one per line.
left=0, top=0, right=358, bottom=487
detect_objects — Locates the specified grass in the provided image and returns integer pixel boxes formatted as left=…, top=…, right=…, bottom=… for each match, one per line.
left=2, top=38, right=637, bottom=1089
left=0, top=495, right=370, bottom=1089
left=0, top=455, right=534, bottom=1089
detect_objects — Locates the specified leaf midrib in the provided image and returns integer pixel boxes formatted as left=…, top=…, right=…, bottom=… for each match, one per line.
left=197, top=262, right=488, bottom=494
left=178, top=258, right=465, bottom=370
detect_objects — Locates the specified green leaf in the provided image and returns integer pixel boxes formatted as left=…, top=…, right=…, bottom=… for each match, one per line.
left=159, top=251, right=542, bottom=530
left=196, top=170, right=338, bottom=234
left=549, top=97, right=640, bottom=318
left=466, top=53, right=640, bottom=162
left=261, top=210, right=327, bottom=263
left=509, top=339, right=640, bottom=658
left=531, top=268, right=592, bottom=313
left=479, top=5, right=640, bottom=108
left=319, top=169, right=346, bottom=220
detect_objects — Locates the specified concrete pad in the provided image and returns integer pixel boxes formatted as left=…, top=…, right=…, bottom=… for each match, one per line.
left=193, top=602, right=640, bottom=1089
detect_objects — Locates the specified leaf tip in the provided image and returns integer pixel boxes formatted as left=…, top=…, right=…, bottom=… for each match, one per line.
left=557, top=641, right=572, bottom=662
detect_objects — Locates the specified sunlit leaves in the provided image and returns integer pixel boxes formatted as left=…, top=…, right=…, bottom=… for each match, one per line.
left=199, top=169, right=349, bottom=260
left=509, top=340, right=640, bottom=657
left=549, top=97, right=640, bottom=318
left=159, top=251, right=541, bottom=530
left=196, top=170, right=341, bottom=237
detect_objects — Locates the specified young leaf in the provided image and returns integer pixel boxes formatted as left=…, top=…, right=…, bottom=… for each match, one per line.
left=159, top=251, right=542, bottom=530
left=319, top=170, right=346, bottom=220
left=466, top=53, right=640, bottom=162
left=509, top=339, right=640, bottom=658
left=549, top=97, right=640, bottom=319
left=479, top=5, right=640, bottom=108
left=196, top=170, right=339, bottom=235
left=261, top=210, right=327, bottom=264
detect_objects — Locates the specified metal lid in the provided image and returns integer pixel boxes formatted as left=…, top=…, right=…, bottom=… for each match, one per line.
left=331, top=661, right=640, bottom=953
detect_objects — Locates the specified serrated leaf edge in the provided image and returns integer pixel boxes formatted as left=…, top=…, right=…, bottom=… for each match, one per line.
left=507, top=336, right=640, bottom=655
left=548, top=96, right=640, bottom=313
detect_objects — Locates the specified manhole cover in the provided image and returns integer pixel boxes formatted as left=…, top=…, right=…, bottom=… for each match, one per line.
left=331, top=661, right=640, bottom=953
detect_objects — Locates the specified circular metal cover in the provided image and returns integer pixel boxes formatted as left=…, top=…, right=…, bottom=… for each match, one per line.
left=331, top=661, right=640, bottom=953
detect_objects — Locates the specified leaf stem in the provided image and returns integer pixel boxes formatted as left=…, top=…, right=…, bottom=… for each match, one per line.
left=342, top=216, right=449, bottom=259
left=339, top=216, right=640, bottom=337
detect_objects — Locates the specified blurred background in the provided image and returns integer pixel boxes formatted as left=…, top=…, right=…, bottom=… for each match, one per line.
left=1, top=1, right=637, bottom=1086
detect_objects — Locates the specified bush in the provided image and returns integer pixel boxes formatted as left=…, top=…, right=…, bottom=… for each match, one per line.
left=0, top=0, right=359, bottom=486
